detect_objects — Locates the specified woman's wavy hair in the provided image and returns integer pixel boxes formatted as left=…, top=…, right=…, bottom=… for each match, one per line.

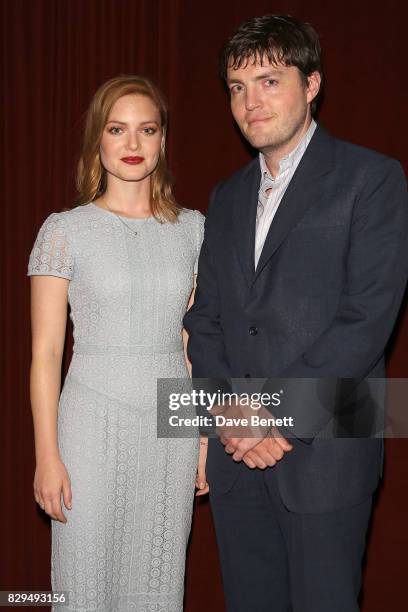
left=76, top=75, right=181, bottom=222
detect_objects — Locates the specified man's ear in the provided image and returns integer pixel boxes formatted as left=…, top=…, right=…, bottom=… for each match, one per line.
left=306, top=71, right=321, bottom=104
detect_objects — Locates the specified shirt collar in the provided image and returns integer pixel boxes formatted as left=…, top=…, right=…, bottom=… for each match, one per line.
left=259, top=119, right=317, bottom=181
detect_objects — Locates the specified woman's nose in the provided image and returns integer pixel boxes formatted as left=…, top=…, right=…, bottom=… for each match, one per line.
left=127, top=132, right=140, bottom=150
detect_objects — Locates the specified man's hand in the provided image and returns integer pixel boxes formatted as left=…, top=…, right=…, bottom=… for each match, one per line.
left=222, top=428, right=293, bottom=468
left=239, top=435, right=293, bottom=468
left=210, top=398, right=293, bottom=468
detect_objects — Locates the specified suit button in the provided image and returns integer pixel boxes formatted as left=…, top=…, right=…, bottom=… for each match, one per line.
left=244, top=373, right=251, bottom=378
left=249, top=326, right=258, bottom=336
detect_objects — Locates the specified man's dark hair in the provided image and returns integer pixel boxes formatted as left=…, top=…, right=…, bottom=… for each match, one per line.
left=220, top=14, right=323, bottom=114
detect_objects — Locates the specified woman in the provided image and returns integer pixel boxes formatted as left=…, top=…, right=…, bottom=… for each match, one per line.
left=28, top=75, right=209, bottom=611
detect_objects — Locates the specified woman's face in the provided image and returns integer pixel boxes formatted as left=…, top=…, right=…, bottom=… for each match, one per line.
left=100, top=94, right=163, bottom=185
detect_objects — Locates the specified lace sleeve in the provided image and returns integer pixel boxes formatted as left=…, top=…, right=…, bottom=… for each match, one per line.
left=193, top=210, right=205, bottom=275
left=27, top=212, right=74, bottom=280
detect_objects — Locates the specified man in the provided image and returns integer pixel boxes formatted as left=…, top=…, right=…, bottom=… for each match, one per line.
left=183, top=14, right=408, bottom=612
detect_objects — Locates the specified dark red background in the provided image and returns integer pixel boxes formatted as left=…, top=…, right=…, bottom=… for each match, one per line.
left=1, top=0, right=407, bottom=609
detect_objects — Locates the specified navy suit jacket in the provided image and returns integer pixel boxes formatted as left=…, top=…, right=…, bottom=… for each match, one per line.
left=183, top=124, right=408, bottom=512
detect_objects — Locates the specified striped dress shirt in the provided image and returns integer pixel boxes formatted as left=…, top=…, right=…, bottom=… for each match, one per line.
left=254, top=119, right=317, bottom=269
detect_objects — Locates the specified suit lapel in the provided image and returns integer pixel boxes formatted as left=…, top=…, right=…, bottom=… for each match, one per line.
left=232, top=157, right=260, bottom=288
left=232, top=125, right=335, bottom=288
left=253, top=125, right=336, bottom=282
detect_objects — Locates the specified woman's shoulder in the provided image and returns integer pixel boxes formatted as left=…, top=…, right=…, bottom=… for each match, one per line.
left=28, top=207, right=91, bottom=279
left=177, top=207, right=205, bottom=227
left=40, top=203, right=101, bottom=234
left=55, top=202, right=96, bottom=220
left=40, top=203, right=95, bottom=224
left=176, top=209, right=205, bottom=253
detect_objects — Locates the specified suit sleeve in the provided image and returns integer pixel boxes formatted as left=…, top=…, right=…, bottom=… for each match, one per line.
left=183, top=184, right=232, bottom=432
left=264, top=158, right=408, bottom=441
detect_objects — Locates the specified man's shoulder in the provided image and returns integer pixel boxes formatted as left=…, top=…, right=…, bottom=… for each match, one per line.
left=210, top=157, right=259, bottom=204
left=323, top=126, right=402, bottom=173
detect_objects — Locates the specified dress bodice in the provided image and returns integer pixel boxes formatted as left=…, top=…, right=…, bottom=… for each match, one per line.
left=28, top=203, right=205, bottom=352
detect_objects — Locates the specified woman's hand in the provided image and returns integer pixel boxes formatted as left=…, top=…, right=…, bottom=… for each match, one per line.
left=34, top=456, right=72, bottom=523
left=195, top=438, right=209, bottom=496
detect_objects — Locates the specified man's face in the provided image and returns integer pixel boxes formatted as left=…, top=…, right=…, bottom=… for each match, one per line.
left=227, top=56, right=320, bottom=154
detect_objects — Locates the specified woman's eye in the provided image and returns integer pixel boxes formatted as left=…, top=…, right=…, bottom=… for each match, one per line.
left=143, top=127, right=157, bottom=135
left=109, top=127, right=123, bottom=135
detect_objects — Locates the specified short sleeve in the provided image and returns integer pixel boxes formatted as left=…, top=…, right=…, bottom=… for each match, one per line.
left=27, top=212, right=74, bottom=280
left=193, top=210, right=205, bottom=275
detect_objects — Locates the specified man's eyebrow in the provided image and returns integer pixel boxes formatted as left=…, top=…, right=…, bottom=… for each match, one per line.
left=227, top=69, right=285, bottom=85
left=254, top=69, right=285, bottom=81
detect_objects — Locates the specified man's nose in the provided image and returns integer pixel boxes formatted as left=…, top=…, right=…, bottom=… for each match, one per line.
left=245, top=88, right=261, bottom=111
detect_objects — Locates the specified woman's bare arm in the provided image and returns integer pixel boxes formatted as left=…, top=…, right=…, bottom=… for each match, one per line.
left=182, top=274, right=209, bottom=496
left=182, top=274, right=197, bottom=378
left=30, top=275, right=72, bottom=522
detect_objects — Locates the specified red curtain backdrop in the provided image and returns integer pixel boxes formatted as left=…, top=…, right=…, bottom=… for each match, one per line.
left=1, top=0, right=407, bottom=609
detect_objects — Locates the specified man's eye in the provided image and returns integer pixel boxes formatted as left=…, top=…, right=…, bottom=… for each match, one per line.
left=265, top=79, right=278, bottom=87
left=230, top=85, right=243, bottom=94
left=109, top=127, right=123, bottom=135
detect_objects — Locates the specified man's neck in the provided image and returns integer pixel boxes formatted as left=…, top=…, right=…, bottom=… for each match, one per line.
left=262, top=117, right=314, bottom=178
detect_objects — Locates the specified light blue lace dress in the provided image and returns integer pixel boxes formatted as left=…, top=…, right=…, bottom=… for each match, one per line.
left=27, top=203, right=205, bottom=611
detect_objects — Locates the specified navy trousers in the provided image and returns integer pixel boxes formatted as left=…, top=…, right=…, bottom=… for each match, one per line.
left=209, top=464, right=372, bottom=612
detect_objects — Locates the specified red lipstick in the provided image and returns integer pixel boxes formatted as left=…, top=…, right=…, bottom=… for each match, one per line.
left=121, top=156, right=144, bottom=164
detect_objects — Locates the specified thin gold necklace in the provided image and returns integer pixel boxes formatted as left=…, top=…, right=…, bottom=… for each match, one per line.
left=101, top=199, right=151, bottom=236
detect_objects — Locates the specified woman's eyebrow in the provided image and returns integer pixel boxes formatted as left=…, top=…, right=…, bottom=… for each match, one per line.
left=139, top=120, right=160, bottom=126
left=106, top=119, right=159, bottom=125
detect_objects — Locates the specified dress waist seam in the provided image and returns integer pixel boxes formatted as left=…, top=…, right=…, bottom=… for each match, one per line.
left=73, top=341, right=184, bottom=356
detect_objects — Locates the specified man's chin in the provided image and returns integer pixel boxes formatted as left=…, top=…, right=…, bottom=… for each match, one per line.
left=243, top=128, right=282, bottom=150
left=248, top=137, right=280, bottom=151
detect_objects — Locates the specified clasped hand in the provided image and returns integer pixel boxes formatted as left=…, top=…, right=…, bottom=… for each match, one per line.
left=210, top=399, right=293, bottom=469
